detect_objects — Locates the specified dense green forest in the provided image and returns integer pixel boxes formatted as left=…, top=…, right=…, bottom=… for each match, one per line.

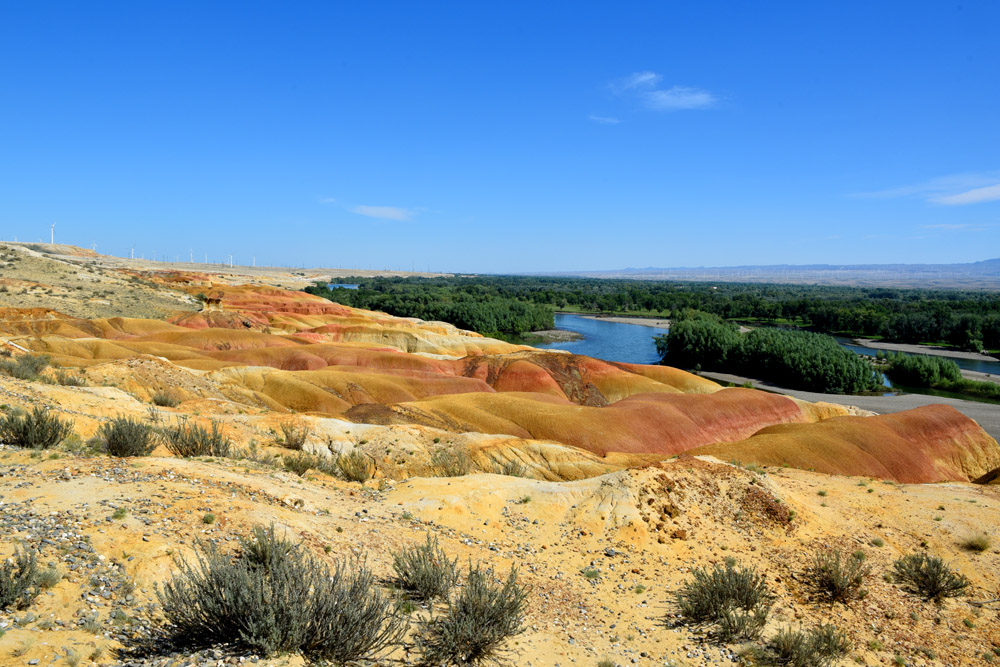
left=880, top=352, right=1000, bottom=400
left=306, top=276, right=1000, bottom=352
left=654, top=318, right=883, bottom=394
left=304, top=280, right=553, bottom=337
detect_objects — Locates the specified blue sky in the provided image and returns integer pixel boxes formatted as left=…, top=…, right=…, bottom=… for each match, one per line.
left=1, top=2, right=998, bottom=273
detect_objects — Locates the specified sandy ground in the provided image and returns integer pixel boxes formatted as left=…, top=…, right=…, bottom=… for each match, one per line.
left=528, top=329, right=584, bottom=342
left=962, top=369, right=1000, bottom=384
left=703, top=372, right=1000, bottom=442
left=853, top=338, right=999, bottom=362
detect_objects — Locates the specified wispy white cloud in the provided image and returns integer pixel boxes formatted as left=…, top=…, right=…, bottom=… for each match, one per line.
left=319, top=196, right=338, bottom=204
left=610, top=71, right=717, bottom=112
left=932, top=183, right=1000, bottom=206
left=351, top=205, right=416, bottom=222
left=919, top=223, right=991, bottom=232
left=853, top=172, right=1000, bottom=206
left=588, top=114, right=621, bottom=124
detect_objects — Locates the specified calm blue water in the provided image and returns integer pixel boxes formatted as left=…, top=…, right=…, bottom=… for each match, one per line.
left=327, top=284, right=359, bottom=290
left=533, top=313, right=668, bottom=364
left=531, top=314, right=1000, bottom=383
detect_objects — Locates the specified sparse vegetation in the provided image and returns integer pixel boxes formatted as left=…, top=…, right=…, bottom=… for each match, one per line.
left=767, top=624, right=851, bottom=667
left=0, top=406, right=72, bottom=449
left=162, top=419, right=232, bottom=458
left=156, top=524, right=406, bottom=662
left=337, top=448, right=374, bottom=482
left=278, top=421, right=311, bottom=450
left=151, top=391, right=180, bottom=407
left=97, top=416, right=156, bottom=457
left=0, top=353, right=50, bottom=380
left=417, top=562, right=528, bottom=666
left=392, top=532, right=459, bottom=602
left=431, top=446, right=474, bottom=477
left=892, top=553, right=969, bottom=601
left=55, top=370, right=86, bottom=386
left=674, top=561, right=773, bottom=641
left=0, top=549, right=39, bottom=611
left=807, top=548, right=870, bottom=603
left=494, top=458, right=529, bottom=477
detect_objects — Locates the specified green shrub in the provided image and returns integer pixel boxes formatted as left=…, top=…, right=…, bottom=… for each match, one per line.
left=431, top=446, right=473, bottom=477
left=151, top=391, right=180, bottom=408
left=768, top=624, right=850, bottom=667
left=0, top=549, right=39, bottom=611
left=0, top=406, right=72, bottom=449
left=418, top=562, right=528, bottom=665
left=55, top=370, right=86, bottom=387
left=893, top=553, right=969, bottom=601
left=337, top=449, right=374, bottom=482
left=808, top=548, right=870, bottom=603
left=156, top=525, right=405, bottom=662
left=283, top=452, right=314, bottom=477
left=674, top=561, right=773, bottom=641
left=278, top=421, right=310, bottom=450
left=162, top=420, right=231, bottom=458
left=392, top=533, right=459, bottom=602
left=35, top=566, right=62, bottom=590
left=97, top=416, right=156, bottom=457
left=0, top=354, right=50, bottom=380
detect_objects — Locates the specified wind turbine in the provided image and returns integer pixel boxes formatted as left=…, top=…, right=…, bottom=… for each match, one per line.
left=130, top=246, right=135, bottom=260
left=50, top=224, right=55, bottom=244
left=91, top=242, right=97, bottom=252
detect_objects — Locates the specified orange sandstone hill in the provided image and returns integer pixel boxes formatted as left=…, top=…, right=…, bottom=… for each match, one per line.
left=2, top=280, right=998, bottom=483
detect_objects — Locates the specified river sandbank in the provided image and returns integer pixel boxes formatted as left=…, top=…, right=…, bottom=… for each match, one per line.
left=574, top=314, right=671, bottom=328
left=853, top=338, right=999, bottom=362
left=527, top=329, right=584, bottom=343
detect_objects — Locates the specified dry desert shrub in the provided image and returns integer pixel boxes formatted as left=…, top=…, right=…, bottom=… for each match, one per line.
left=150, top=391, right=180, bottom=407
left=97, top=416, right=156, bottom=457
left=767, top=624, right=851, bottom=667
left=156, top=525, right=405, bottom=663
left=278, top=421, right=311, bottom=450
left=493, top=458, right=529, bottom=478
left=337, top=448, right=374, bottom=482
left=0, top=549, right=39, bottom=611
left=283, top=452, right=314, bottom=477
left=392, top=532, right=459, bottom=602
left=55, top=370, right=86, bottom=387
left=893, top=553, right=969, bottom=601
left=960, top=533, right=992, bottom=553
left=674, top=561, right=773, bottom=641
left=417, top=562, right=528, bottom=666
left=0, top=353, right=50, bottom=381
left=162, top=419, right=232, bottom=458
left=431, top=446, right=473, bottom=477
left=0, top=406, right=72, bottom=449
left=807, top=548, right=870, bottom=603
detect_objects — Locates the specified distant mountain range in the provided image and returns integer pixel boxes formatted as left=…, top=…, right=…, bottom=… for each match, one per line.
left=551, top=258, right=1000, bottom=289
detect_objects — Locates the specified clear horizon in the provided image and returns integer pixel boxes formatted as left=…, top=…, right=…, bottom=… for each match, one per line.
left=2, top=2, right=998, bottom=273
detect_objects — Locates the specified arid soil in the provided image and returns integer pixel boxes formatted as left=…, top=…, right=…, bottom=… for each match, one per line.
left=1, top=247, right=999, bottom=666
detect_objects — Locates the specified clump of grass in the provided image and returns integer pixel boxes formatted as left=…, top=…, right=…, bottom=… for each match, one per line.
left=767, top=624, right=850, bottom=667
left=807, top=548, right=870, bottom=603
left=893, top=552, right=969, bottom=601
left=36, top=566, right=62, bottom=590
left=960, top=533, right=992, bottom=553
left=111, top=507, right=127, bottom=520
left=431, top=446, right=473, bottom=477
left=870, top=538, right=885, bottom=548
left=162, top=419, right=231, bottom=458
left=674, top=561, right=773, bottom=641
left=417, top=562, right=528, bottom=666
left=337, top=449, right=373, bottom=482
left=0, top=406, right=73, bottom=449
left=392, top=532, right=459, bottom=602
left=97, top=416, right=156, bottom=457
left=151, top=391, right=180, bottom=408
left=156, top=524, right=406, bottom=662
left=202, top=513, right=215, bottom=525
left=581, top=568, right=600, bottom=580
left=0, top=353, right=50, bottom=380
left=0, top=549, right=39, bottom=611
left=278, top=421, right=311, bottom=450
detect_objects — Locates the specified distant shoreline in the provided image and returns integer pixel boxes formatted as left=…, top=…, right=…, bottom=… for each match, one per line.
left=851, top=338, right=999, bottom=362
